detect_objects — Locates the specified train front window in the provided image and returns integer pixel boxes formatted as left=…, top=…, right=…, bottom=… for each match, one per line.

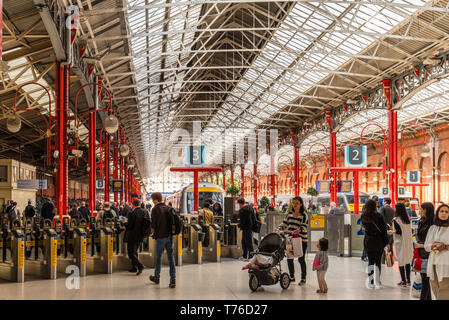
left=346, top=195, right=370, bottom=204
left=186, top=192, right=223, bottom=213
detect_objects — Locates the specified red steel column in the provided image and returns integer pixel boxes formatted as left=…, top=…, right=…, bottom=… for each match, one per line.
left=194, top=170, right=199, bottom=212
left=253, top=164, right=258, bottom=208
left=104, top=134, right=110, bottom=203
left=330, top=132, right=337, bottom=203
left=270, top=158, right=275, bottom=207
left=291, top=129, right=300, bottom=197
left=230, top=166, right=234, bottom=187
left=113, top=147, right=118, bottom=203
left=241, top=166, right=245, bottom=198
left=88, top=111, right=96, bottom=213
left=354, top=170, right=360, bottom=215
left=384, top=79, right=398, bottom=205
left=120, top=156, right=124, bottom=202
left=222, top=168, right=226, bottom=191
left=55, top=62, right=69, bottom=219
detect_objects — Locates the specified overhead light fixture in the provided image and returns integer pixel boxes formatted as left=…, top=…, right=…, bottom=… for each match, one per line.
left=421, top=146, right=431, bottom=158
left=103, top=115, right=119, bottom=134
left=119, top=144, right=130, bottom=156
left=6, top=115, right=21, bottom=133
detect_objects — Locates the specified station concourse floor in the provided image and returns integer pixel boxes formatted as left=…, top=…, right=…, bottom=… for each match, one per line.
left=0, top=256, right=416, bottom=300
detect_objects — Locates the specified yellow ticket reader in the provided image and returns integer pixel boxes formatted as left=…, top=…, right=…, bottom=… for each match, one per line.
left=24, top=218, right=57, bottom=279
left=86, top=218, right=113, bottom=274
left=0, top=217, right=25, bottom=282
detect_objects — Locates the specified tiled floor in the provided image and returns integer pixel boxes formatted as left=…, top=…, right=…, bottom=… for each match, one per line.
left=0, top=256, right=417, bottom=300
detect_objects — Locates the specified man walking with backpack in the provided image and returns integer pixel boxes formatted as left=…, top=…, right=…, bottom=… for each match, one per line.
left=125, top=199, right=150, bottom=275
left=149, top=192, right=176, bottom=288
left=237, top=198, right=255, bottom=261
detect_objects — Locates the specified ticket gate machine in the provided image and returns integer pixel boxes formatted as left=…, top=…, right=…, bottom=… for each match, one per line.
left=221, top=222, right=243, bottom=258
left=108, top=218, right=132, bottom=271
left=201, top=224, right=223, bottom=262
left=180, top=223, right=205, bottom=265
left=56, top=217, right=87, bottom=277
left=0, top=218, right=25, bottom=282
left=86, top=217, right=113, bottom=274
left=24, top=218, right=57, bottom=279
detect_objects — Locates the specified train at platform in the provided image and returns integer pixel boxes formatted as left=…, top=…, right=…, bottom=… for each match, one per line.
left=166, top=182, right=225, bottom=214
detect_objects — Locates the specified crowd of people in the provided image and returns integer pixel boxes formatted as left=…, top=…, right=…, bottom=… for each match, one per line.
left=360, top=196, right=449, bottom=300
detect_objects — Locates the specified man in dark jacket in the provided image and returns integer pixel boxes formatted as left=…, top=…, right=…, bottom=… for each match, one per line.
left=380, top=197, right=395, bottom=260
left=237, top=198, right=254, bottom=261
left=24, top=200, right=36, bottom=219
left=79, top=201, right=90, bottom=221
left=121, top=202, right=132, bottom=218
left=41, top=198, right=54, bottom=221
left=125, top=198, right=149, bottom=275
left=149, top=192, right=176, bottom=288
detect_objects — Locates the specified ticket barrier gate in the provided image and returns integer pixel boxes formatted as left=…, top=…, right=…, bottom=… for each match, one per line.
left=86, top=217, right=113, bottom=274
left=179, top=223, right=204, bottom=264
left=221, top=222, right=242, bottom=258
left=56, top=217, right=87, bottom=277
left=108, top=218, right=132, bottom=271
left=24, top=218, right=57, bottom=279
left=201, top=223, right=223, bottom=262
left=0, top=218, right=25, bottom=282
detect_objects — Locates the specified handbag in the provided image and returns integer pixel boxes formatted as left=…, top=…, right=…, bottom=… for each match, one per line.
left=385, top=248, right=394, bottom=267
left=286, top=236, right=303, bottom=259
left=411, top=273, right=422, bottom=298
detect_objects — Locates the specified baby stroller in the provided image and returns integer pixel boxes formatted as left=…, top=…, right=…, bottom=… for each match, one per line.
left=247, top=232, right=290, bottom=291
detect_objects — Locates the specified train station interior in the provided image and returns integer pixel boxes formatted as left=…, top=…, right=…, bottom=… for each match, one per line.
left=1, top=0, right=449, bottom=305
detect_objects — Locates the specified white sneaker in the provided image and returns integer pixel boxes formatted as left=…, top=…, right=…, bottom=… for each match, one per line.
left=239, top=257, right=247, bottom=262
left=374, top=284, right=382, bottom=290
left=367, top=283, right=375, bottom=289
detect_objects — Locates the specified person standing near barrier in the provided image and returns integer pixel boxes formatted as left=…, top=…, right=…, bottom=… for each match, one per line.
left=279, top=196, right=308, bottom=285
left=79, top=201, right=90, bottom=221
left=24, top=200, right=36, bottom=219
left=149, top=192, right=176, bottom=288
left=125, top=199, right=149, bottom=275
left=391, top=203, right=414, bottom=287
left=414, top=202, right=435, bottom=300
left=362, top=199, right=389, bottom=289
left=237, top=198, right=254, bottom=261
left=41, top=198, right=54, bottom=221
left=424, top=204, right=449, bottom=300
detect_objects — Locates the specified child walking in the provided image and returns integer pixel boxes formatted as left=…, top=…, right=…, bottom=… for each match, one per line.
left=312, top=238, right=329, bottom=293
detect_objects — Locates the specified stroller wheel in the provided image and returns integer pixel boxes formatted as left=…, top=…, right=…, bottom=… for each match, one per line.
left=280, top=273, right=290, bottom=290
left=249, top=273, right=259, bottom=292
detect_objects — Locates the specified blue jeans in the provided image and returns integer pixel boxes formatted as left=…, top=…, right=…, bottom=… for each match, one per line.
left=154, top=236, right=176, bottom=281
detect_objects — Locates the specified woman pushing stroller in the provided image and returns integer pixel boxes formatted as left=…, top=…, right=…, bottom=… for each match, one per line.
left=279, top=196, right=309, bottom=285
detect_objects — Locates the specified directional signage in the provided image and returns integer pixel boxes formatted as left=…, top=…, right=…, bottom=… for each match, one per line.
left=186, top=145, right=205, bottom=166
left=381, top=187, right=389, bottom=196
left=340, top=180, right=352, bottom=193
left=112, top=180, right=123, bottom=193
left=38, top=179, right=47, bottom=190
left=317, top=180, right=330, bottom=193
left=344, top=145, right=367, bottom=168
left=96, top=179, right=105, bottom=189
left=407, top=171, right=420, bottom=184
left=17, top=179, right=40, bottom=189
left=398, top=187, right=406, bottom=196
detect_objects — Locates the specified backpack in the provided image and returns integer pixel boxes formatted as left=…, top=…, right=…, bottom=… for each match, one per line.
left=252, top=208, right=261, bottom=233
left=141, top=210, right=151, bottom=238
left=167, top=207, right=183, bottom=235
left=103, top=210, right=114, bottom=219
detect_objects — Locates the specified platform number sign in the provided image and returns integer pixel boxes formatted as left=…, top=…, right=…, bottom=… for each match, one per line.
left=398, top=187, right=406, bottom=196
left=187, top=146, right=205, bottom=166
left=96, top=179, right=104, bottom=189
left=344, top=145, right=367, bottom=168
left=407, top=171, right=420, bottom=184
left=381, top=188, right=389, bottom=196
